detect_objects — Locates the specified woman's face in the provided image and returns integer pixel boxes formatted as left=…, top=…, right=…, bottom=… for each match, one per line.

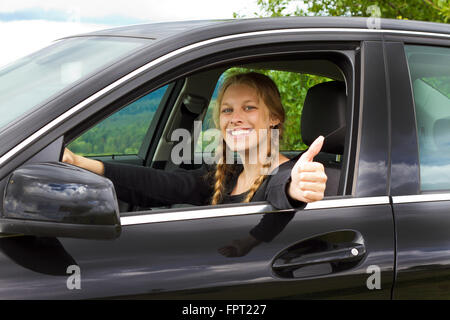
left=219, top=83, right=279, bottom=154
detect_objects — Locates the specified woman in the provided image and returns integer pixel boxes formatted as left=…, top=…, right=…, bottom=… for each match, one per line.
left=63, top=72, right=327, bottom=250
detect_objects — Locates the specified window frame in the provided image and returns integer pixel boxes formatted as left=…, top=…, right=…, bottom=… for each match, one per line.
left=4, top=38, right=361, bottom=219
left=85, top=44, right=359, bottom=216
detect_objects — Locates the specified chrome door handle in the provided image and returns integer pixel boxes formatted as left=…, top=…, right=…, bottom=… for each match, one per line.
left=272, top=243, right=365, bottom=271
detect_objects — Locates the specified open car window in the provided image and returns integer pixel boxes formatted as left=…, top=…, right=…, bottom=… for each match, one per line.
left=64, top=51, right=353, bottom=214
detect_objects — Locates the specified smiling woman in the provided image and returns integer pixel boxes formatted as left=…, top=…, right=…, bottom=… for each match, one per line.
left=212, top=72, right=289, bottom=203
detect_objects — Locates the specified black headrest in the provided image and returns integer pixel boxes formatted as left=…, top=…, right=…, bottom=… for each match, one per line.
left=301, top=81, right=347, bottom=154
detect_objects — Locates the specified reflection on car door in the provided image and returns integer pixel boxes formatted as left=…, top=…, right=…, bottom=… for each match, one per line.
left=53, top=199, right=394, bottom=299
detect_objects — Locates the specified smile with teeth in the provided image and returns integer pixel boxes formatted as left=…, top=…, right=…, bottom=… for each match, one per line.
left=227, top=128, right=254, bottom=137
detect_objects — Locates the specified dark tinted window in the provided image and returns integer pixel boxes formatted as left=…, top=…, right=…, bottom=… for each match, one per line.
left=406, top=45, right=450, bottom=191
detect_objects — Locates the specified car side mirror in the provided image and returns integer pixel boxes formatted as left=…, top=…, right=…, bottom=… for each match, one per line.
left=0, top=162, right=121, bottom=239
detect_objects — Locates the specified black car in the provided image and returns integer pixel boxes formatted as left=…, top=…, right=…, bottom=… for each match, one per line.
left=0, top=16, right=449, bottom=300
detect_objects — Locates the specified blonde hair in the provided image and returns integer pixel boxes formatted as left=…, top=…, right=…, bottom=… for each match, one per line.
left=211, top=72, right=285, bottom=205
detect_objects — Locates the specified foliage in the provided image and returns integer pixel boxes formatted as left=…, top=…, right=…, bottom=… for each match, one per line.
left=254, top=0, right=297, bottom=17
left=68, top=92, right=164, bottom=156
left=236, top=0, right=450, bottom=23
left=423, top=76, right=450, bottom=98
left=68, top=112, right=153, bottom=156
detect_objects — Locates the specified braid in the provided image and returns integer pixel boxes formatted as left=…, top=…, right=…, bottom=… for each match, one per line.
left=211, top=142, right=228, bottom=205
left=243, top=161, right=271, bottom=203
left=243, top=135, right=274, bottom=203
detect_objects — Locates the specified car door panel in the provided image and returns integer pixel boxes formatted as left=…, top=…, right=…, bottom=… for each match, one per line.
left=0, top=198, right=394, bottom=299
left=392, top=197, right=450, bottom=299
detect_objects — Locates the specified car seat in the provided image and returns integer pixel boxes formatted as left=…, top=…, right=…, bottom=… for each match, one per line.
left=301, top=81, right=347, bottom=196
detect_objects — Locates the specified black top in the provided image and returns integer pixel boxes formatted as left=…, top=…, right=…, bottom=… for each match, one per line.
left=103, top=155, right=304, bottom=242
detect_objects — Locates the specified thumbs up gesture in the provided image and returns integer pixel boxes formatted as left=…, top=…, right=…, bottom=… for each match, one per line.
left=288, top=136, right=327, bottom=203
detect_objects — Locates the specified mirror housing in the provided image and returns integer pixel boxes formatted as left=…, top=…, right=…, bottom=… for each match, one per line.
left=1, top=162, right=121, bottom=239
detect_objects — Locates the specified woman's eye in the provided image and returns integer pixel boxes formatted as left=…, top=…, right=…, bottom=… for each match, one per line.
left=221, top=108, right=232, bottom=114
left=244, top=105, right=256, bottom=111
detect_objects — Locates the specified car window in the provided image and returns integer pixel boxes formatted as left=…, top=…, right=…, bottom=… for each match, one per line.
left=405, top=45, right=450, bottom=191
left=0, top=37, right=150, bottom=133
left=68, top=85, right=169, bottom=156
left=65, top=56, right=351, bottom=215
left=195, top=67, right=333, bottom=155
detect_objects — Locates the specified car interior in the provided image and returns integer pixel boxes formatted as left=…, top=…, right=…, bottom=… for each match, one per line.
left=150, top=60, right=348, bottom=193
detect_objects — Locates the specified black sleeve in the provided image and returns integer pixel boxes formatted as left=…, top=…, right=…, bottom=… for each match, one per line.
left=249, top=157, right=306, bottom=242
left=264, top=157, right=306, bottom=210
left=103, top=161, right=213, bottom=207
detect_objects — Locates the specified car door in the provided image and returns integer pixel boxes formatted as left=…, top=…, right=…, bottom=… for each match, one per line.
left=386, top=38, right=450, bottom=299
left=0, top=29, right=395, bottom=299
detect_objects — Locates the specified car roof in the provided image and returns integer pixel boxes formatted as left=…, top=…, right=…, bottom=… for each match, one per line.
left=73, top=20, right=226, bottom=40
left=63, top=16, right=450, bottom=42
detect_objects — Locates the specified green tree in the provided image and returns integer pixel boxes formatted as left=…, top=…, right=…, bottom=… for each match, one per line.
left=237, top=0, right=449, bottom=23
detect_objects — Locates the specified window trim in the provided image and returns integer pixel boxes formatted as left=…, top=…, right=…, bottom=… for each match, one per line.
left=120, top=196, right=390, bottom=226
left=392, top=193, right=450, bottom=204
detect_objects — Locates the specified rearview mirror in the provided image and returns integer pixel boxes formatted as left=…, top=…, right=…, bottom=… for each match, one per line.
left=0, top=162, right=121, bottom=239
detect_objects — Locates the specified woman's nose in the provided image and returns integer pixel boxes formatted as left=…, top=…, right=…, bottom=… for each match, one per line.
left=230, top=109, right=244, bottom=124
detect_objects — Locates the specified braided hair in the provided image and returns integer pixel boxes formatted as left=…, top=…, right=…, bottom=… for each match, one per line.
left=210, top=72, right=285, bottom=205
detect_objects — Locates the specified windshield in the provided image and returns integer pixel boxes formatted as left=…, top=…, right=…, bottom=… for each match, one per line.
left=0, top=36, right=150, bottom=132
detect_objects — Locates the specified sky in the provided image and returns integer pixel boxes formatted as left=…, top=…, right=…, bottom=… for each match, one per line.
left=0, top=0, right=268, bottom=67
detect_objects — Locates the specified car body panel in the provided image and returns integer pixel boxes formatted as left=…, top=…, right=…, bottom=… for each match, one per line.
left=0, top=198, right=394, bottom=299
